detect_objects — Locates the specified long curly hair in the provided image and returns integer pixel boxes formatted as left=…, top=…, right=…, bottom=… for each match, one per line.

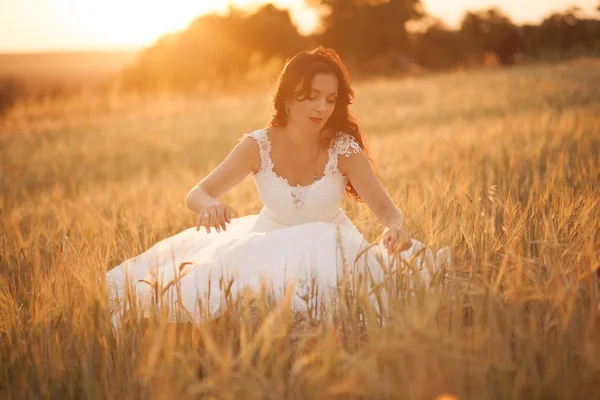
left=268, top=46, right=371, bottom=202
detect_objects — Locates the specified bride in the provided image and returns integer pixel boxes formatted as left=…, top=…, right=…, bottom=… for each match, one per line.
left=106, top=46, right=450, bottom=323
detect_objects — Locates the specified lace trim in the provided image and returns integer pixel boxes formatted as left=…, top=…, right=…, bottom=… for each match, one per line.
left=290, top=189, right=307, bottom=209
left=242, top=129, right=274, bottom=173
left=334, top=132, right=361, bottom=158
left=242, top=129, right=356, bottom=210
left=324, top=132, right=361, bottom=175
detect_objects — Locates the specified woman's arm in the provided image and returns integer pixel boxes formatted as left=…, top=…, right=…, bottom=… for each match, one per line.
left=185, top=136, right=260, bottom=228
left=338, top=146, right=412, bottom=253
left=338, top=148, right=404, bottom=228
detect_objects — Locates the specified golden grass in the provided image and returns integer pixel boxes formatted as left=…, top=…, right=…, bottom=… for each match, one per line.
left=1, top=59, right=599, bottom=399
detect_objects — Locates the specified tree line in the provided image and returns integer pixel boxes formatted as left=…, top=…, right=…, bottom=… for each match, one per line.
left=2, top=0, right=599, bottom=114
left=119, top=1, right=600, bottom=92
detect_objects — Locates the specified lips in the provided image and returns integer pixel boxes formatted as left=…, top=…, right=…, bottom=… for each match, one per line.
left=310, top=117, right=323, bottom=123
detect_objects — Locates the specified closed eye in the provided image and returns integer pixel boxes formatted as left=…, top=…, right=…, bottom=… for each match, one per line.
left=307, top=94, right=336, bottom=103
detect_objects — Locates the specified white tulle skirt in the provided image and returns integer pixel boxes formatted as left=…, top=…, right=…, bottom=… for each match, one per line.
left=106, top=208, right=451, bottom=323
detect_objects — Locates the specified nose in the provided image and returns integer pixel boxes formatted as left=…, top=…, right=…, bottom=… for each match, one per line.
left=316, top=98, right=327, bottom=113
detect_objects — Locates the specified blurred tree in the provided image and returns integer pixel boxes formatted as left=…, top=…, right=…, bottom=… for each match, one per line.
left=496, top=28, right=526, bottom=65
left=535, top=7, right=597, bottom=56
left=245, top=4, right=306, bottom=61
left=120, top=4, right=306, bottom=92
left=174, top=10, right=251, bottom=88
left=306, top=0, right=424, bottom=70
left=117, top=1, right=600, bottom=93
left=458, top=8, right=523, bottom=65
left=408, top=17, right=467, bottom=69
left=121, top=13, right=249, bottom=92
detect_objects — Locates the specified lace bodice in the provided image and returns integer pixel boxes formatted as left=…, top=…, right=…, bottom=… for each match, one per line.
left=242, top=128, right=361, bottom=226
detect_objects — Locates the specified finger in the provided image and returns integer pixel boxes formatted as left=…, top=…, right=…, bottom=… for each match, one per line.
left=221, top=210, right=228, bottom=231
left=204, top=213, right=211, bottom=233
left=211, top=208, right=222, bottom=232
left=388, top=239, right=396, bottom=254
left=196, top=212, right=205, bottom=231
left=390, top=229, right=398, bottom=247
left=217, top=207, right=226, bottom=231
left=209, top=208, right=219, bottom=232
left=381, top=232, right=389, bottom=245
left=225, top=207, right=231, bottom=223
left=382, top=236, right=391, bottom=253
left=388, top=245, right=395, bottom=255
left=391, top=242, right=397, bottom=253
left=400, top=231, right=411, bottom=250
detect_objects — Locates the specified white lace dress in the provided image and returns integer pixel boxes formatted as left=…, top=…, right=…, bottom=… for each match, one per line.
left=106, top=129, right=450, bottom=322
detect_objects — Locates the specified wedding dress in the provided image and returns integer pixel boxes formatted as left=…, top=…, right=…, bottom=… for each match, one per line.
left=106, top=129, right=451, bottom=323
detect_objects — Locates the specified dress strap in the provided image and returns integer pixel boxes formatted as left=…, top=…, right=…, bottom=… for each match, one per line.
left=324, top=131, right=361, bottom=175
left=242, top=129, right=274, bottom=173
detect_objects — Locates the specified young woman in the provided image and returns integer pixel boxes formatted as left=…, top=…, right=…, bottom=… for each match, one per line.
left=106, top=46, right=449, bottom=322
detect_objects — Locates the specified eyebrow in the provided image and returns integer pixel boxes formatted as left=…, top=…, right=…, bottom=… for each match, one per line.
left=312, top=89, right=338, bottom=96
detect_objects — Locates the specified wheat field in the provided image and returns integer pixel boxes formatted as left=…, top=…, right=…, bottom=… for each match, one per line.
left=1, top=59, right=599, bottom=399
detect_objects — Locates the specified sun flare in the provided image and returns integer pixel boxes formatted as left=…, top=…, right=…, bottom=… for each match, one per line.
left=2, top=0, right=597, bottom=52
left=61, top=0, right=316, bottom=49
left=70, top=0, right=235, bottom=47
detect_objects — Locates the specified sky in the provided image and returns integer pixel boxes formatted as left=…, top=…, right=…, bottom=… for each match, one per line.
left=0, top=0, right=597, bottom=52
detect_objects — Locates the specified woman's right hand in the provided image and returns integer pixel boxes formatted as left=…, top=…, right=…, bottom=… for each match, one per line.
left=196, top=201, right=232, bottom=233
left=382, top=224, right=412, bottom=254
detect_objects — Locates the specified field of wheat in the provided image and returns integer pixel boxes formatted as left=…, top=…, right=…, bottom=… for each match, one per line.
left=1, top=58, right=599, bottom=399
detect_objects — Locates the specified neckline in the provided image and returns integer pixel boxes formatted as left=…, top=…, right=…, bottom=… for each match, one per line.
left=259, top=128, right=338, bottom=190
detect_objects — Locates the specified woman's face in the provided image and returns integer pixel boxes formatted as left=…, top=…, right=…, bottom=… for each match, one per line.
left=286, top=72, right=339, bottom=130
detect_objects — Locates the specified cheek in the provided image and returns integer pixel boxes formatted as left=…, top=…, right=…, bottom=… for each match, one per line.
left=327, top=103, right=336, bottom=115
left=293, top=102, right=310, bottom=114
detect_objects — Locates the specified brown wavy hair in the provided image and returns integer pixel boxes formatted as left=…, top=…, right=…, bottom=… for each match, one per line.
left=268, top=46, right=371, bottom=202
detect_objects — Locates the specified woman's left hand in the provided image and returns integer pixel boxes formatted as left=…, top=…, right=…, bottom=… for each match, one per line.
left=382, top=225, right=412, bottom=254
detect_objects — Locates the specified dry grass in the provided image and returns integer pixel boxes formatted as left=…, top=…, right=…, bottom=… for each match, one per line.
left=1, top=59, right=599, bottom=399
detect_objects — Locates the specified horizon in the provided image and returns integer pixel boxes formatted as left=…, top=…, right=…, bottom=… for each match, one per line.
left=0, top=0, right=598, bottom=53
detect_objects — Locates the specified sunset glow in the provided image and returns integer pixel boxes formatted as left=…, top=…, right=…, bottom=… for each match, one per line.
left=66, top=0, right=318, bottom=48
left=0, top=0, right=597, bottom=52
left=0, top=0, right=318, bottom=52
